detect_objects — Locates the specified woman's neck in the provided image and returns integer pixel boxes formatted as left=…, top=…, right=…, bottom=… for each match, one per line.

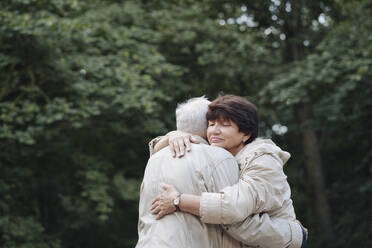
left=229, top=143, right=245, bottom=156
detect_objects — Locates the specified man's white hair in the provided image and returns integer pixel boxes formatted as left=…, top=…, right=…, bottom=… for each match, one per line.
left=176, top=96, right=210, bottom=137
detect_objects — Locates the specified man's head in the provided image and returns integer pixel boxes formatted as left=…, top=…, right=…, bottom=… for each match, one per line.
left=176, top=96, right=211, bottom=138
left=206, top=94, right=258, bottom=144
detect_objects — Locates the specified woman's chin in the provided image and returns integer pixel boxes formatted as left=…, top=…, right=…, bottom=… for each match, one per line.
left=210, top=143, right=224, bottom=148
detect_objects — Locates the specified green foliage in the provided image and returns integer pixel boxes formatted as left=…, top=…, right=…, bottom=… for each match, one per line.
left=0, top=0, right=265, bottom=247
left=0, top=216, right=60, bottom=248
left=0, top=0, right=179, bottom=247
left=260, top=1, right=372, bottom=246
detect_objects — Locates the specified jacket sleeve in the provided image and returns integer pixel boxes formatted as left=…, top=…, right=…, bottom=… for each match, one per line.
left=200, top=154, right=289, bottom=224
left=199, top=156, right=240, bottom=224
left=148, top=136, right=164, bottom=157
left=224, top=214, right=304, bottom=248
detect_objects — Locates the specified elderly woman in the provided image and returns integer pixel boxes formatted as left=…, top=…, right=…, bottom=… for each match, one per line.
left=150, top=95, right=307, bottom=248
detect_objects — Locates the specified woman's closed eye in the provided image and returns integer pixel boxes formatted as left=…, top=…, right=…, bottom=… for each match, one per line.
left=221, top=120, right=232, bottom=126
left=208, top=122, right=215, bottom=127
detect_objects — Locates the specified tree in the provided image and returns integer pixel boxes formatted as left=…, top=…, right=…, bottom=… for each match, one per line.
left=0, top=1, right=181, bottom=247
left=0, top=0, right=265, bottom=247
left=262, top=0, right=372, bottom=246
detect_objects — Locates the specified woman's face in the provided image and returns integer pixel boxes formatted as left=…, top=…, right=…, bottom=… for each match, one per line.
left=207, top=118, right=250, bottom=156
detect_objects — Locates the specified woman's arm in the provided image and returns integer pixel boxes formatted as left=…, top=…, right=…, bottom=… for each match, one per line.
left=151, top=131, right=200, bottom=157
left=152, top=136, right=169, bottom=154
left=151, top=156, right=240, bottom=220
left=152, top=154, right=288, bottom=224
left=151, top=180, right=304, bottom=248
left=178, top=194, right=201, bottom=216
left=200, top=154, right=291, bottom=224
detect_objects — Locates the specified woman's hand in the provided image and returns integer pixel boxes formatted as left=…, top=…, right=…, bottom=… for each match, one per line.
left=167, top=130, right=200, bottom=158
left=151, top=183, right=180, bottom=220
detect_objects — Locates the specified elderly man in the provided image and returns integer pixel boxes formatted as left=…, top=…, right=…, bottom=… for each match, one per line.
left=136, top=97, right=240, bottom=248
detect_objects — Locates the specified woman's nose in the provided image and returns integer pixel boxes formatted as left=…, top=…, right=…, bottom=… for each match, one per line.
left=210, top=124, right=221, bottom=134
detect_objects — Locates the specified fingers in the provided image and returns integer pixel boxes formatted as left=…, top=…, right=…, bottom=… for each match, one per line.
left=150, top=201, right=159, bottom=210
left=151, top=197, right=160, bottom=213
left=151, top=195, right=161, bottom=213
left=168, top=131, right=196, bottom=158
left=304, top=227, right=308, bottom=240
left=156, top=211, right=165, bottom=220
left=190, top=136, right=200, bottom=144
left=184, top=137, right=191, bottom=152
left=152, top=195, right=160, bottom=205
left=172, top=138, right=186, bottom=158
left=169, top=141, right=176, bottom=157
left=150, top=200, right=168, bottom=217
left=172, top=139, right=181, bottom=158
left=155, top=205, right=176, bottom=219
left=160, top=182, right=170, bottom=191
left=177, top=139, right=185, bottom=157
left=151, top=204, right=161, bottom=214
left=150, top=194, right=177, bottom=219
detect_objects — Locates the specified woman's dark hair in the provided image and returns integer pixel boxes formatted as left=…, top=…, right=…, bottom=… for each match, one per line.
left=206, top=94, right=259, bottom=144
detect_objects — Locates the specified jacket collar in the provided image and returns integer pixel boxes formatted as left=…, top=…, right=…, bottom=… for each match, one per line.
left=235, top=138, right=291, bottom=166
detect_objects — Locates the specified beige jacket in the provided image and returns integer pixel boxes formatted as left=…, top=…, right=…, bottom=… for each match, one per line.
left=137, top=137, right=240, bottom=248
left=200, top=138, right=304, bottom=248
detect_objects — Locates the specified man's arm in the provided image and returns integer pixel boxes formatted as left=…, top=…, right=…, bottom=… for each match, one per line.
left=224, top=214, right=304, bottom=248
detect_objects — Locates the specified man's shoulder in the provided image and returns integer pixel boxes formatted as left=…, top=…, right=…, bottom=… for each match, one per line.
left=149, top=146, right=171, bottom=161
left=190, top=143, right=234, bottom=161
left=148, top=144, right=234, bottom=164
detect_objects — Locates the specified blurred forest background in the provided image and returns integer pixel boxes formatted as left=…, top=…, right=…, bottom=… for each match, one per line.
left=1, top=0, right=371, bottom=247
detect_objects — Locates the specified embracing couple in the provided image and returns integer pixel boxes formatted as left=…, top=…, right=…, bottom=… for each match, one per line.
left=136, top=95, right=307, bottom=248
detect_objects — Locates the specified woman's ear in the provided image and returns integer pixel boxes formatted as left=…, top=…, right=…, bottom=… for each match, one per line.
left=243, top=133, right=251, bottom=143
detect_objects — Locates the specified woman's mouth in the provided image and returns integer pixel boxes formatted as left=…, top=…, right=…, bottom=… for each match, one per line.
left=209, top=137, right=223, bottom=143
